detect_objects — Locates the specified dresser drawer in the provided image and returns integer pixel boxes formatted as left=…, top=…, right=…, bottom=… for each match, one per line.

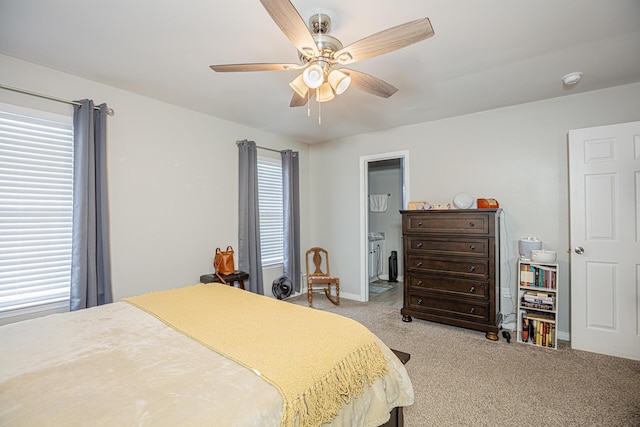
left=406, top=255, right=489, bottom=279
left=406, top=236, right=490, bottom=257
left=403, top=212, right=491, bottom=235
left=407, top=274, right=489, bottom=300
left=407, top=293, right=490, bottom=323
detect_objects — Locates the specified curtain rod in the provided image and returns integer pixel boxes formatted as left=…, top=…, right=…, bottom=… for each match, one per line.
left=235, top=140, right=281, bottom=154
left=0, top=84, right=115, bottom=116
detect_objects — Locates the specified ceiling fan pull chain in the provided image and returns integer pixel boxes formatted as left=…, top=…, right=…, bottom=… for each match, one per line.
left=318, top=100, right=322, bottom=125
left=307, top=91, right=311, bottom=117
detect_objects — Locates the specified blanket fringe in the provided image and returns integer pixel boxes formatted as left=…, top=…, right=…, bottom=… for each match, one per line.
left=281, top=341, right=388, bottom=427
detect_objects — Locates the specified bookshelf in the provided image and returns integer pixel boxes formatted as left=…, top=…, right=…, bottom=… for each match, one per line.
left=516, top=260, right=558, bottom=349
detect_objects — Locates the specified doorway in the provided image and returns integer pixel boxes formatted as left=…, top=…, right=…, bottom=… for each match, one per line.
left=359, top=151, right=409, bottom=303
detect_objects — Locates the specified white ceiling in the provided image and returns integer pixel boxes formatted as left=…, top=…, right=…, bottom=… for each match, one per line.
left=1, top=0, right=639, bottom=144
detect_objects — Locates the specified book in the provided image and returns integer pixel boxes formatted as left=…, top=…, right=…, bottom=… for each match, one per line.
left=520, top=290, right=555, bottom=311
left=520, top=263, right=557, bottom=290
left=522, top=317, right=529, bottom=342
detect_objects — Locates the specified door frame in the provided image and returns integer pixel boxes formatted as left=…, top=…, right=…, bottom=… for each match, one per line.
left=359, top=150, right=410, bottom=302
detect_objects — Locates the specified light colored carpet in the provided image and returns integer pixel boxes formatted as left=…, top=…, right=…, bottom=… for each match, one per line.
left=290, top=295, right=640, bottom=426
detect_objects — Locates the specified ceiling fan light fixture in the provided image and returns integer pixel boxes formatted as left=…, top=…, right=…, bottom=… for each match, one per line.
left=209, top=2, right=436, bottom=110
left=303, top=63, right=325, bottom=89
left=328, top=69, right=351, bottom=95
left=315, top=82, right=335, bottom=103
left=289, top=74, right=309, bottom=98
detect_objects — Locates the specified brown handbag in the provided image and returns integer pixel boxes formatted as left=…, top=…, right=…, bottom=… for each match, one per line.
left=214, top=246, right=235, bottom=283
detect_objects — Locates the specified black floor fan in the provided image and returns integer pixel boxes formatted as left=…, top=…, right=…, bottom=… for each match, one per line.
left=272, top=274, right=293, bottom=300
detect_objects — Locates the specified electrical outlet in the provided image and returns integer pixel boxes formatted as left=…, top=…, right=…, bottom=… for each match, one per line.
left=501, top=287, right=511, bottom=298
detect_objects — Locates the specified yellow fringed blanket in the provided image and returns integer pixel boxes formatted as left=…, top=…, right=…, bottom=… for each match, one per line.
left=124, top=283, right=388, bottom=427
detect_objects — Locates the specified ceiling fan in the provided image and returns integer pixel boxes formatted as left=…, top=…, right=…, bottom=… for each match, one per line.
left=210, top=0, right=434, bottom=107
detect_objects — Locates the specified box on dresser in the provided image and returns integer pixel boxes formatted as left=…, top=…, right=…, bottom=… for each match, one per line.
left=400, top=209, right=503, bottom=340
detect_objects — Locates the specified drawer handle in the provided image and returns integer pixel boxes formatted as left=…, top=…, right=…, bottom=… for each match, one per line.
left=416, top=242, right=423, bottom=248
left=468, top=266, right=476, bottom=272
left=417, top=261, right=423, bottom=267
left=417, top=280, right=424, bottom=286
left=469, top=222, right=475, bottom=227
left=469, top=286, right=475, bottom=293
left=469, top=245, right=475, bottom=250
left=417, top=299, right=423, bottom=305
left=470, top=307, right=475, bottom=313
left=417, top=221, right=423, bottom=226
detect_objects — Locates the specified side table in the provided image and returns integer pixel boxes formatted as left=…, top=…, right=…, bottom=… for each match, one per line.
left=200, top=271, right=249, bottom=290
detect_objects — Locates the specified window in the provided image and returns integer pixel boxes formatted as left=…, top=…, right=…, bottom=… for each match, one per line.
left=0, top=106, right=73, bottom=316
left=257, top=156, right=283, bottom=266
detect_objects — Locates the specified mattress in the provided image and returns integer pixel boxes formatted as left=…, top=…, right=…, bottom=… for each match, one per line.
left=0, top=287, right=413, bottom=426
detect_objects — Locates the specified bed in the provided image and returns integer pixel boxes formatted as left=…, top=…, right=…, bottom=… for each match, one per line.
left=0, top=282, right=413, bottom=426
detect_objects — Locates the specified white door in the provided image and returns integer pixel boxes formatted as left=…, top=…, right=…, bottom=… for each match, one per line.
left=568, top=121, right=640, bottom=360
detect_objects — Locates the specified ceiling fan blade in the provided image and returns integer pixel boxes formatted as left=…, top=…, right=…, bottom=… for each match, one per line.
left=210, top=63, right=301, bottom=72
left=290, top=89, right=314, bottom=107
left=259, top=0, right=319, bottom=58
left=342, top=69, right=398, bottom=98
left=334, top=18, right=434, bottom=65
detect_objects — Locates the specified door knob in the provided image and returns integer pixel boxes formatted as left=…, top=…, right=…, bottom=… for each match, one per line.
left=575, top=246, right=585, bottom=254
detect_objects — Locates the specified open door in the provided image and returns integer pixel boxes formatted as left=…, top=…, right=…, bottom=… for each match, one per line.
left=568, top=121, right=640, bottom=360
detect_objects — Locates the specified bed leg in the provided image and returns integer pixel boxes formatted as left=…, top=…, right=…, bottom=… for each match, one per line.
left=380, top=407, right=403, bottom=427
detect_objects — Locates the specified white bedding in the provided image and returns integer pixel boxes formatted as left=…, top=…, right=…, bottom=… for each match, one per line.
left=0, top=301, right=413, bottom=426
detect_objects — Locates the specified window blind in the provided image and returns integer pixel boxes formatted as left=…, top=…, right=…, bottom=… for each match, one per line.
left=257, top=156, right=283, bottom=266
left=0, top=110, right=73, bottom=313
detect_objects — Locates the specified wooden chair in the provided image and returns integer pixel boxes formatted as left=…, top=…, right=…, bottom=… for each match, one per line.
left=305, top=247, right=340, bottom=307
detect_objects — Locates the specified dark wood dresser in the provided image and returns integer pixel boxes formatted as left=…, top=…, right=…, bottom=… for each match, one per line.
left=400, top=209, right=503, bottom=340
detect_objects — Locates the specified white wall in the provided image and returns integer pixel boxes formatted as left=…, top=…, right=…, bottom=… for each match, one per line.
left=309, top=82, right=640, bottom=337
left=4, top=52, right=640, bottom=338
left=0, top=54, right=310, bottom=304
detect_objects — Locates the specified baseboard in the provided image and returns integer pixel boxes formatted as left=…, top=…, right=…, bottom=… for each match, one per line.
left=339, top=291, right=362, bottom=301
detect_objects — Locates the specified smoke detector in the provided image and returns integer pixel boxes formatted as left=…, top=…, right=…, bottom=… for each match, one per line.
left=562, top=72, right=583, bottom=85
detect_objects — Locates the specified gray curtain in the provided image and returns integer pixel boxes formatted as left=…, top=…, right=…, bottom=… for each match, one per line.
left=70, top=99, right=112, bottom=311
left=238, top=140, right=264, bottom=294
left=281, top=150, right=301, bottom=292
